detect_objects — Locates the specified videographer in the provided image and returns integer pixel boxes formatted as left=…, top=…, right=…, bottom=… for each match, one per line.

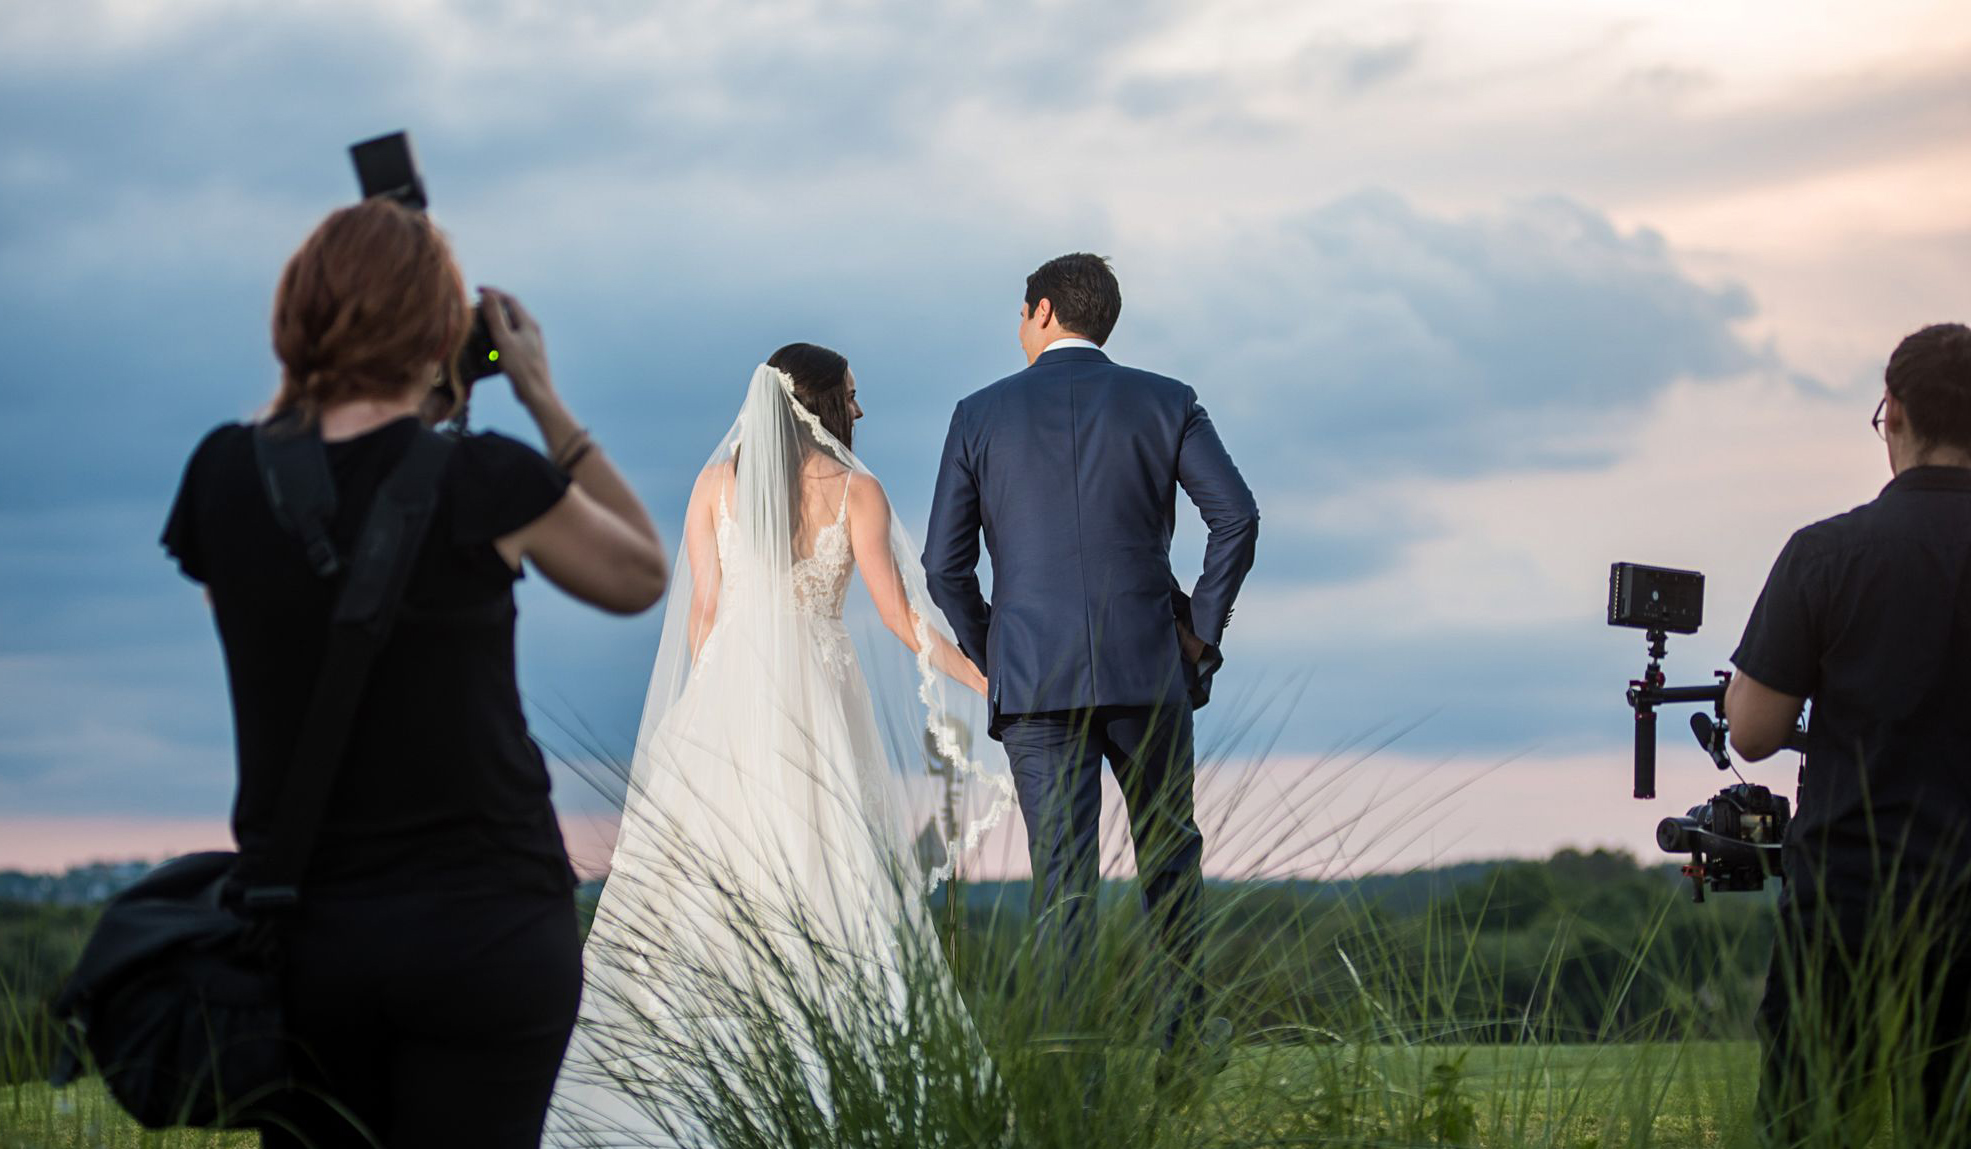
left=161, top=198, right=668, bottom=1147
left=1725, top=322, right=1971, bottom=1141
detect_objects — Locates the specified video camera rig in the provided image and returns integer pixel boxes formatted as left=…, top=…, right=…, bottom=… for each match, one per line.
left=1609, top=562, right=1802, bottom=902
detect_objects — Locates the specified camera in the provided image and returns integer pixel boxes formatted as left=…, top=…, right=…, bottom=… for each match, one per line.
left=1655, top=783, right=1788, bottom=897
left=1610, top=562, right=1794, bottom=902
left=349, top=131, right=504, bottom=388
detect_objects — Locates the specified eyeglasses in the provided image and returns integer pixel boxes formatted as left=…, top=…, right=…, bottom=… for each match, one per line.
left=1872, top=396, right=1887, bottom=441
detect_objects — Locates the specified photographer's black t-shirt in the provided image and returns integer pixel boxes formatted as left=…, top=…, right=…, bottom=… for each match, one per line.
left=162, top=418, right=577, bottom=897
left=1733, top=466, right=1971, bottom=911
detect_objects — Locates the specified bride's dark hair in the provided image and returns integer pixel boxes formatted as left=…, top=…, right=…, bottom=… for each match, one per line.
left=765, top=342, right=853, bottom=555
left=769, top=343, right=854, bottom=451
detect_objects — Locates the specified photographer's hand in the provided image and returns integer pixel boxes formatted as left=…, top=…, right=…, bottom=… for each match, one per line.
left=481, top=286, right=558, bottom=418
left=483, top=286, right=670, bottom=615
left=483, top=286, right=593, bottom=464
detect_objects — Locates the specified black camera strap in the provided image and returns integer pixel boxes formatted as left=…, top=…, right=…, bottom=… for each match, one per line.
left=240, top=421, right=456, bottom=910
left=253, top=414, right=343, bottom=579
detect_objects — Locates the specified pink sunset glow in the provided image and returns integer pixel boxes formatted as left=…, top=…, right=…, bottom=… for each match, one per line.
left=0, top=752, right=1675, bottom=884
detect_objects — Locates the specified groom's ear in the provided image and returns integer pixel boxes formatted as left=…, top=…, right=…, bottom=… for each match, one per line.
left=1031, top=297, right=1054, bottom=329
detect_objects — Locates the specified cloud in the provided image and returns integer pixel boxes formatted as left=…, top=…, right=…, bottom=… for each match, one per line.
left=1141, top=190, right=1770, bottom=595
left=10, top=1, right=1967, bottom=255
left=0, top=0, right=1194, bottom=241
left=0, top=648, right=230, bottom=809
left=1326, top=37, right=1424, bottom=94
left=1205, top=368, right=1889, bottom=760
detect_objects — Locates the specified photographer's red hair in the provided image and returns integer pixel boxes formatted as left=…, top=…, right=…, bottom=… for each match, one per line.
left=270, top=198, right=469, bottom=418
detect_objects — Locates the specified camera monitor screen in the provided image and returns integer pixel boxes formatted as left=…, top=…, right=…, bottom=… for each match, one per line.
left=1608, top=562, right=1704, bottom=634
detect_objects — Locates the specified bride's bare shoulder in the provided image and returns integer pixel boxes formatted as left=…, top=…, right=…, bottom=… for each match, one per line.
left=845, top=471, right=891, bottom=515
left=688, top=458, right=738, bottom=508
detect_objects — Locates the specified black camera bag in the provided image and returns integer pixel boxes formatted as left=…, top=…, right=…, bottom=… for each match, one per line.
left=47, top=418, right=455, bottom=1128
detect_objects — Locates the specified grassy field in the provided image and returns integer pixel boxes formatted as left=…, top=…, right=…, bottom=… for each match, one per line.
left=4, top=749, right=1956, bottom=1149
left=1, top=1040, right=1761, bottom=1149
left=0, top=850, right=1906, bottom=1148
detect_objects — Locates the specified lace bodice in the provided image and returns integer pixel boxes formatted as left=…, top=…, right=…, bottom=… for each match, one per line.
left=790, top=516, right=855, bottom=620
left=714, top=477, right=858, bottom=676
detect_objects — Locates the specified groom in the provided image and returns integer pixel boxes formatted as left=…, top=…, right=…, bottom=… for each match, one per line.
left=924, top=253, right=1260, bottom=1079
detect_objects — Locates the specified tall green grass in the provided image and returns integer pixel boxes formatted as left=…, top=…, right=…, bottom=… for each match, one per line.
left=9, top=731, right=1971, bottom=1146
left=537, top=703, right=1768, bottom=1149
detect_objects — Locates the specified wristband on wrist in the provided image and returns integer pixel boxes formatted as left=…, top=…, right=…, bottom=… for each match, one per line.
left=559, top=439, right=596, bottom=472
left=551, top=428, right=592, bottom=470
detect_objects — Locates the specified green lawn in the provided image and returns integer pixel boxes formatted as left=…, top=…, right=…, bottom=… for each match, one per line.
left=3, top=1041, right=1763, bottom=1149
left=1288, top=1040, right=1755, bottom=1147
left=1199, top=1041, right=1761, bottom=1148
left=0, top=1077, right=256, bottom=1148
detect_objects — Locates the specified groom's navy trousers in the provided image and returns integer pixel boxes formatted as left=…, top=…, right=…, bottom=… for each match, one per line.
left=1000, top=703, right=1206, bottom=1037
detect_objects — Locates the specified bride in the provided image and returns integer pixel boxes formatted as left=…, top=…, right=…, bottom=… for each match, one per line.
left=544, top=345, right=1013, bottom=1147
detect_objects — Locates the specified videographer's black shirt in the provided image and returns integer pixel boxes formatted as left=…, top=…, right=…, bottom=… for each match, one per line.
left=1733, top=466, right=1971, bottom=910
left=163, top=418, right=576, bottom=896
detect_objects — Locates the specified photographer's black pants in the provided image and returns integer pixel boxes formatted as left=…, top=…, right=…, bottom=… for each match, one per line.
left=259, top=886, right=583, bottom=1149
left=1001, top=704, right=1207, bottom=1049
left=1757, top=900, right=1971, bottom=1146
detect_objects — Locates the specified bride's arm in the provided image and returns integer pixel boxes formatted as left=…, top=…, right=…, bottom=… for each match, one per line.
left=846, top=473, right=989, bottom=696
left=684, top=465, right=727, bottom=660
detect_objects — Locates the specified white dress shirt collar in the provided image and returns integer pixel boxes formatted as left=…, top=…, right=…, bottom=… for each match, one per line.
left=1041, top=337, right=1102, bottom=355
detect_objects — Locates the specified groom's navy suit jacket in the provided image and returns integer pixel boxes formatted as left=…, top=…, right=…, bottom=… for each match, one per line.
left=923, top=345, right=1259, bottom=734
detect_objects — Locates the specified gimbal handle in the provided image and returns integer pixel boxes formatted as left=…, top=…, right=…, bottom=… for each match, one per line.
left=1626, top=628, right=1731, bottom=799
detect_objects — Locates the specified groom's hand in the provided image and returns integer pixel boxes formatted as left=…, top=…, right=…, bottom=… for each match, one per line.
left=1177, top=622, right=1208, bottom=666
left=1177, top=619, right=1223, bottom=709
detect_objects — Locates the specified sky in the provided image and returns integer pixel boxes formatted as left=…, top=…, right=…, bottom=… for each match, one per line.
left=2, top=0, right=1967, bottom=878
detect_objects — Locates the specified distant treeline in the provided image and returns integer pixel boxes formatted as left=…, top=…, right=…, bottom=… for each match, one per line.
left=0, top=861, right=156, bottom=907
left=1, top=849, right=1776, bottom=1084
left=929, top=849, right=1776, bottom=1045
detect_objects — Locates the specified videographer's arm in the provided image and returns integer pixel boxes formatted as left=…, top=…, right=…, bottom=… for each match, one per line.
left=1725, top=670, right=1805, bottom=762
left=483, top=287, right=670, bottom=615
left=1728, top=532, right=1820, bottom=763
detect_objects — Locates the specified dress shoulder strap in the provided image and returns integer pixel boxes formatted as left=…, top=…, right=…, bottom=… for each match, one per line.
left=834, top=472, right=853, bottom=524
left=716, top=469, right=736, bottom=521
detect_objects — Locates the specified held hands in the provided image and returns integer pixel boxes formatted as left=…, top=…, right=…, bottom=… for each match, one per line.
left=926, top=630, right=989, bottom=698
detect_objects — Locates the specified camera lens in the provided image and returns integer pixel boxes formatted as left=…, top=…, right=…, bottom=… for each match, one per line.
left=1657, top=816, right=1697, bottom=854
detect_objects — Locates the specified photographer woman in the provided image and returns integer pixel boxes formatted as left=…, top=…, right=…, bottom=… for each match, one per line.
left=160, top=197, right=669, bottom=1147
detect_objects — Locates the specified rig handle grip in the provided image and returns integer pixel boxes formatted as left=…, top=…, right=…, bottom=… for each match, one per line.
left=1634, top=705, right=1657, bottom=800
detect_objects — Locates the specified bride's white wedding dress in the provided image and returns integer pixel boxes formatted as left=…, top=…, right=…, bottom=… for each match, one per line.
left=543, top=365, right=1011, bottom=1148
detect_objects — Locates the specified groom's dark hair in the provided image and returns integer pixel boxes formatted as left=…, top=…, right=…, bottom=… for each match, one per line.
left=1025, top=253, right=1121, bottom=346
